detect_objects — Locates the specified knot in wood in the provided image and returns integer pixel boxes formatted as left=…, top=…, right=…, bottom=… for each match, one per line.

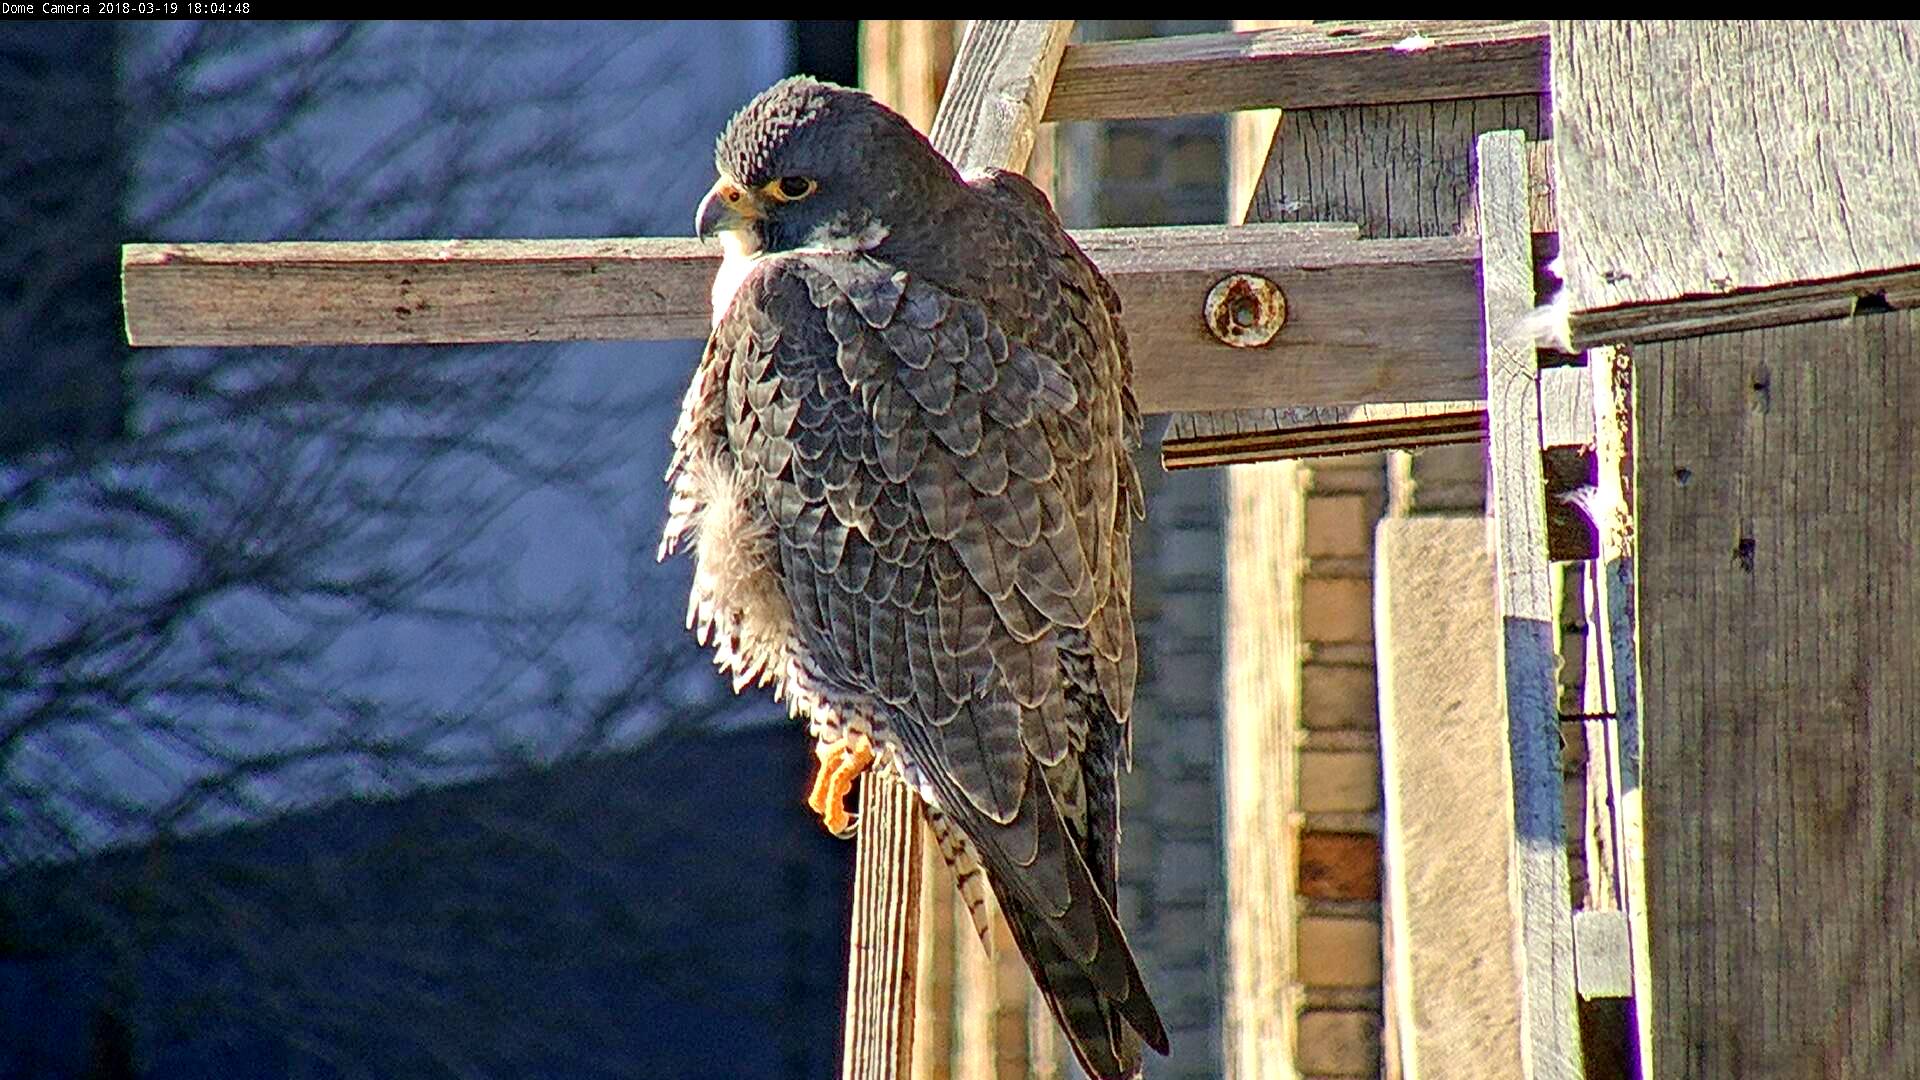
left=1204, top=272, right=1285, bottom=348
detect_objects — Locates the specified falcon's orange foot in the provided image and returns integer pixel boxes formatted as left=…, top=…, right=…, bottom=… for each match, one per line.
left=807, top=735, right=874, bottom=839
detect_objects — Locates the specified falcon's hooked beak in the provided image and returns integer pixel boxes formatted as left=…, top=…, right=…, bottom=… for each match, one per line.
left=696, top=176, right=765, bottom=242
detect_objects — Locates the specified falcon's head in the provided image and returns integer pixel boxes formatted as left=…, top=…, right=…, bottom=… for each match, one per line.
left=695, top=77, right=960, bottom=259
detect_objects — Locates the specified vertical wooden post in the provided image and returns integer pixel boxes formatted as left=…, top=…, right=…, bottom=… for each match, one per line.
left=1477, top=128, right=1582, bottom=1079
left=843, top=777, right=929, bottom=1080
left=839, top=21, right=1074, bottom=1080
left=1217, top=21, right=1311, bottom=1080
left=1375, top=517, right=1527, bottom=1079
left=1222, top=460, right=1306, bottom=1080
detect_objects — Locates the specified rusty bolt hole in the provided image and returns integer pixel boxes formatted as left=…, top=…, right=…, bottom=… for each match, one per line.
left=1204, top=273, right=1286, bottom=348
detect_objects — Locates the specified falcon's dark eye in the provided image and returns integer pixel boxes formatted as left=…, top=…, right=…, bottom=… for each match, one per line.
left=766, top=176, right=817, bottom=203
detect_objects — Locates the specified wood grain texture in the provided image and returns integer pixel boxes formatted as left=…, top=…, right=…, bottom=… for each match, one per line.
left=860, top=20, right=963, bottom=136
left=846, top=23, right=1071, bottom=1080
left=1375, top=516, right=1527, bottom=1080
left=121, top=238, right=718, bottom=347
left=1636, top=311, right=1920, bottom=1079
left=1222, top=460, right=1305, bottom=1080
left=1044, top=21, right=1547, bottom=121
left=1478, top=129, right=1581, bottom=1078
left=1165, top=402, right=1485, bottom=470
left=911, top=822, right=955, bottom=1080
left=1565, top=266, right=1920, bottom=350
left=953, top=916, right=1035, bottom=1080
left=1171, top=91, right=1547, bottom=452
left=123, top=226, right=1489, bottom=415
left=1082, top=227, right=1485, bottom=414
left=1551, top=22, right=1920, bottom=341
left=927, top=20, right=1072, bottom=176
left=843, top=774, right=927, bottom=1080
left=1591, top=345, right=1652, bottom=1080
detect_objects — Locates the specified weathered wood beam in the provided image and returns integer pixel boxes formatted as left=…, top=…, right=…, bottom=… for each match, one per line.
left=1478, top=128, right=1582, bottom=1077
left=120, top=238, right=716, bottom=347
left=841, top=774, right=928, bottom=1080
left=1167, top=93, right=1551, bottom=468
left=1164, top=402, right=1485, bottom=470
left=1550, top=21, right=1920, bottom=349
left=1636, top=310, right=1920, bottom=1079
left=1221, top=458, right=1305, bottom=1080
left=1376, top=516, right=1528, bottom=1077
left=121, top=225, right=1488, bottom=415
left=1044, top=20, right=1547, bottom=121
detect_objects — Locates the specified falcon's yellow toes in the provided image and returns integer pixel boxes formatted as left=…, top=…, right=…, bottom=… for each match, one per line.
left=807, top=735, right=874, bottom=839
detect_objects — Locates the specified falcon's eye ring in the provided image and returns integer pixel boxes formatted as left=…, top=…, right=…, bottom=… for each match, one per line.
left=765, top=176, right=817, bottom=203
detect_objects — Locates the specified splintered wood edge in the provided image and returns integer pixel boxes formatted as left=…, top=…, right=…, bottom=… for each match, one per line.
left=1565, top=265, right=1920, bottom=350
left=1044, top=20, right=1548, bottom=121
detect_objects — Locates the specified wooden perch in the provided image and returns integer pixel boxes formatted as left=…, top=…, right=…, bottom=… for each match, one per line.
left=1476, top=128, right=1581, bottom=1077
left=120, top=226, right=1488, bottom=416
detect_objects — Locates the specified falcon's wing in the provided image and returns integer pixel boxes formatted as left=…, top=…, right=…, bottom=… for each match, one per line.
left=713, top=249, right=1165, bottom=1074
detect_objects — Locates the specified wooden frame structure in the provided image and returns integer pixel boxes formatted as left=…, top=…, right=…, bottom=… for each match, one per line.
left=121, top=19, right=1920, bottom=1080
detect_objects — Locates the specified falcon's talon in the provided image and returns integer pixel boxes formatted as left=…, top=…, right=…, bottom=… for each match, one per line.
left=807, top=734, right=873, bottom=838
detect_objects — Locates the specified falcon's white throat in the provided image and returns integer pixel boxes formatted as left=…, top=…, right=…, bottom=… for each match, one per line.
left=711, top=229, right=762, bottom=328
left=711, top=216, right=893, bottom=329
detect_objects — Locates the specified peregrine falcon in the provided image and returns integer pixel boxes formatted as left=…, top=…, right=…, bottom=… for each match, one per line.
left=661, top=77, right=1166, bottom=1078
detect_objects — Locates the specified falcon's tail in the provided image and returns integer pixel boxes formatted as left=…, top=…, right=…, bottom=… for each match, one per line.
left=1001, top=894, right=1168, bottom=1080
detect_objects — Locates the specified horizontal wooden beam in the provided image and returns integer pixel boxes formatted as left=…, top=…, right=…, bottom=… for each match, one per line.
left=1044, top=20, right=1547, bottom=122
left=121, top=224, right=1489, bottom=415
left=121, top=238, right=718, bottom=346
left=1551, top=22, right=1920, bottom=349
left=1161, top=361, right=1591, bottom=470
left=1566, top=265, right=1920, bottom=350
left=1164, top=402, right=1485, bottom=470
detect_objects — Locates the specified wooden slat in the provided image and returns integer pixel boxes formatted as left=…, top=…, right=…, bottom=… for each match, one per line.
left=1164, top=402, right=1485, bottom=470
left=911, top=819, right=956, bottom=1080
left=1222, top=459, right=1305, bottom=1080
left=842, top=21, right=1073, bottom=1080
left=1477, top=128, right=1581, bottom=1077
left=1589, top=344, right=1651, bottom=1079
left=1376, top=516, right=1527, bottom=1078
left=1636, top=311, right=1920, bottom=1078
left=842, top=774, right=928, bottom=1080
left=121, top=225, right=1488, bottom=415
left=1563, top=265, right=1920, bottom=349
left=927, top=20, right=1072, bottom=176
left=1551, top=22, right=1920, bottom=347
left=120, top=238, right=718, bottom=347
left=1169, top=89, right=1548, bottom=463
left=1084, top=228, right=1483, bottom=414
left=1044, top=21, right=1547, bottom=121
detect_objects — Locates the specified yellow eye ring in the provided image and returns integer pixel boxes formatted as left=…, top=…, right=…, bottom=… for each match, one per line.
left=765, top=176, right=817, bottom=203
